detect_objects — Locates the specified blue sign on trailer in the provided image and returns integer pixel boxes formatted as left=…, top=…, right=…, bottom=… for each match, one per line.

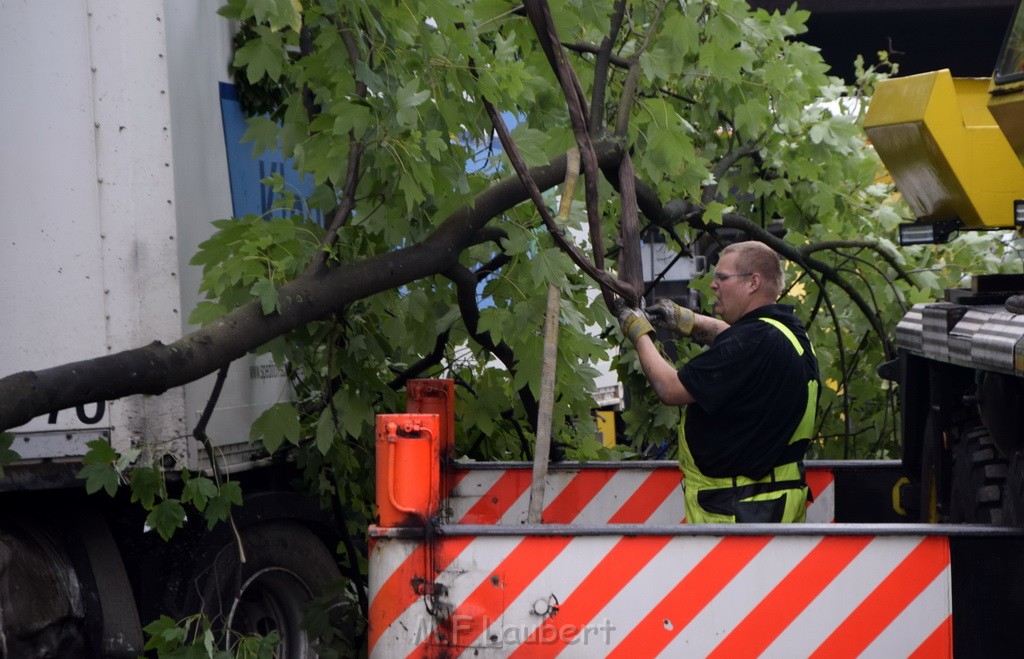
left=218, top=82, right=322, bottom=223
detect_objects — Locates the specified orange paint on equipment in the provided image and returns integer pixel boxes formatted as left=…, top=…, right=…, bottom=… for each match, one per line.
left=454, top=469, right=532, bottom=524
left=367, top=535, right=476, bottom=656
left=607, top=536, right=772, bottom=657
left=810, top=536, right=950, bottom=658
left=607, top=470, right=684, bottom=524
left=540, top=470, right=614, bottom=523
left=708, top=536, right=873, bottom=657
left=374, top=414, right=440, bottom=527
left=412, top=536, right=575, bottom=654
left=407, top=379, right=455, bottom=527
left=511, top=535, right=674, bottom=658
left=805, top=468, right=833, bottom=503
left=910, top=616, right=954, bottom=658
left=406, top=379, right=454, bottom=461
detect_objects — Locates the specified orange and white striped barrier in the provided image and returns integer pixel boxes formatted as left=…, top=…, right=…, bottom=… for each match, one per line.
left=447, top=462, right=836, bottom=525
left=369, top=388, right=963, bottom=656
left=369, top=460, right=955, bottom=657
left=369, top=529, right=951, bottom=657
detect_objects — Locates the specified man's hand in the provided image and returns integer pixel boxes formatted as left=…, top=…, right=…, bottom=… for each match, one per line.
left=646, top=299, right=695, bottom=336
left=618, top=306, right=654, bottom=345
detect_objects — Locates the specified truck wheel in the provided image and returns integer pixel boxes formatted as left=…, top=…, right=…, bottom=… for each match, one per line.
left=1003, top=450, right=1024, bottom=526
left=949, top=425, right=1008, bottom=524
left=191, top=521, right=341, bottom=656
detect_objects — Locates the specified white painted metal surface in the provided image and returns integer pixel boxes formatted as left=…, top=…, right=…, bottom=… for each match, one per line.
left=1, top=0, right=291, bottom=468
left=0, top=0, right=185, bottom=460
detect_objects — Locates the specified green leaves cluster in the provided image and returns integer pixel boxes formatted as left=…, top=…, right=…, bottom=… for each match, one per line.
left=203, top=0, right=967, bottom=472
left=78, top=440, right=242, bottom=541
left=144, top=614, right=280, bottom=658
left=190, top=213, right=322, bottom=322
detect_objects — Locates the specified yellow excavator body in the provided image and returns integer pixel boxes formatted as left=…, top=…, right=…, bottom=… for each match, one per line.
left=864, top=69, right=1024, bottom=229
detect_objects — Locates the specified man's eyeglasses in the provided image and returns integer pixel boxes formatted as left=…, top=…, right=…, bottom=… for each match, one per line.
left=712, top=272, right=753, bottom=282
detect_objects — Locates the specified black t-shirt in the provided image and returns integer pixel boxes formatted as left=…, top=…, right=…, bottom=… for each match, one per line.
left=677, top=304, right=819, bottom=480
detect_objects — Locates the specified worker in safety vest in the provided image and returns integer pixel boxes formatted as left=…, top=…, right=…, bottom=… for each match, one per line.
left=618, top=241, right=819, bottom=523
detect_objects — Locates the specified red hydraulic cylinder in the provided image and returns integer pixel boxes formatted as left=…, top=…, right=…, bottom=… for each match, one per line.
left=374, top=413, right=440, bottom=527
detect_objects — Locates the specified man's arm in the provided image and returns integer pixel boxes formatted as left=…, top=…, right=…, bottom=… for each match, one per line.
left=646, top=300, right=729, bottom=346
left=617, top=305, right=696, bottom=405
left=689, top=313, right=729, bottom=346
left=634, top=333, right=695, bottom=406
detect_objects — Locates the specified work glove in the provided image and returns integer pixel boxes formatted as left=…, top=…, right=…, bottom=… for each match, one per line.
left=645, top=299, right=695, bottom=337
left=618, top=306, right=654, bottom=345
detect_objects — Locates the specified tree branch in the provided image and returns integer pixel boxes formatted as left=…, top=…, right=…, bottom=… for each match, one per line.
left=482, top=99, right=634, bottom=302
left=310, top=17, right=370, bottom=270
left=442, top=264, right=540, bottom=429
left=0, top=142, right=625, bottom=431
left=799, top=239, right=917, bottom=286
left=589, top=0, right=627, bottom=135
left=523, top=0, right=609, bottom=303
left=700, top=137, right=766, bottom=206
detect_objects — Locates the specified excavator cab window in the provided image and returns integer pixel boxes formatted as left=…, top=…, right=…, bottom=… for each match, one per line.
left=995, top=0, right=1024, bottom=85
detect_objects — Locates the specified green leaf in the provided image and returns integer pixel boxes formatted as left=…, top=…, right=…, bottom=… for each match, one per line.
left=242, top=116, right=282, bottom=157
left=205, top=481, right=243, bottom=529
left=808, top=122, right=830, bottom=145
left=251, top=279, right=281, bottom=315
left=250, top=403, right=301, bottom=454
left=660, top=11, right=699, bottom=59
left=507, top=125, right=549, bottom=167
left=333, top=102, right=374, bottom=138
left=332, top=388, right=371, bottom=439
left=188, top=300, right=229, bottom=326
left=77, top=439, right=119, bottom=496
left=81, top=438, right=117, bottom=464
left=394, top=80, right=431, bottom=128
left=114, top=448, right=141, bottom=472
left=256, top=0, right=302, bottom=32
left=315, top=408, right=337, bottom=455
left=147, top=499, right=186, bottom=541
left=78, top=462, right=120, bottom=497
left=143, top=615, right=186, bottom=652
left=703, top=201, right=733, bottom=225
left=182, top=475, right=219, bottom=512
left=0, top=433, right=20, bottom=477
left=130, top=467, right=165, bottom=510
left=233, top=30, right=285, bottom=83
left=532, top=247, right=573, bottom=287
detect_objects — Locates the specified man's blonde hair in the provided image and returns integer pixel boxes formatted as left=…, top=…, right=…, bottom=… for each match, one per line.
left=721, top=241, right=784, bottom=298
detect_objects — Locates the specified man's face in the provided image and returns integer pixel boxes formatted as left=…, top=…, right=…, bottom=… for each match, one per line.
left=710, top=252, right=752, bottom=324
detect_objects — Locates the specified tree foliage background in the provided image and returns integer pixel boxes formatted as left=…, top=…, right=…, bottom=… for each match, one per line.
left=197, top=0, right=1024, bottom=643
left=5, top=0, right=1024, bottom=653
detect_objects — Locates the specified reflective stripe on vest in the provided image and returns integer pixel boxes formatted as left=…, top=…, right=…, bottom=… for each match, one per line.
left=759, top=317, right=818, bottom=451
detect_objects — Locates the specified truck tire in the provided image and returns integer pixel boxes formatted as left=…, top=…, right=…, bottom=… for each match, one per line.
left=949, top=425, right=1008, bottom=524
left=190, top=521, right=342, bottom=656
left=1003, top=450, right=1024, bottom=526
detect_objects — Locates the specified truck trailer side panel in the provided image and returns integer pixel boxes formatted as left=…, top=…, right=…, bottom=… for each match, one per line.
left=0, top=0, right=186, bottom=458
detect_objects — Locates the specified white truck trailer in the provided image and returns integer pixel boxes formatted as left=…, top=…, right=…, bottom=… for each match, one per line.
left=0, top=2, right=340, bottom=655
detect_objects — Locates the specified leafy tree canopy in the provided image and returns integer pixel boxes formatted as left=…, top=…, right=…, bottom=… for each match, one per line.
left=7, top=0, right=1024, bottom=478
